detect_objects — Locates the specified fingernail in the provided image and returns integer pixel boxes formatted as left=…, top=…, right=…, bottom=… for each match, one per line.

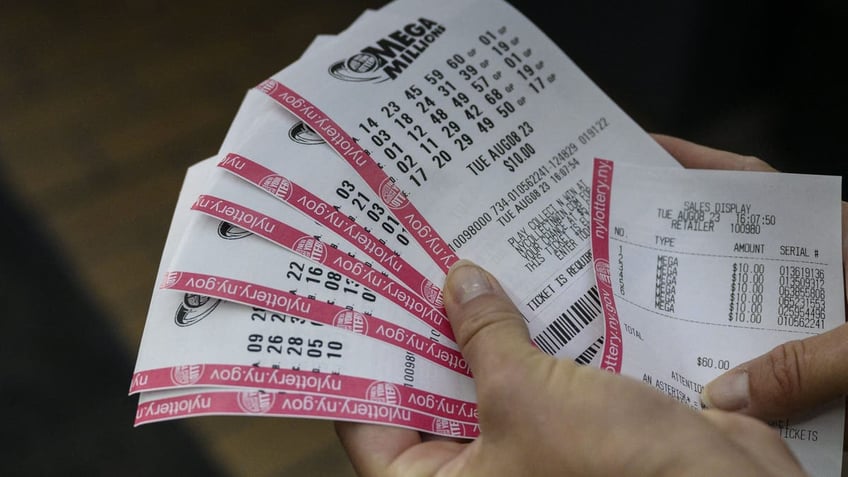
left=702, top=371, right=750, bottom=411
left=447, top=260, right=494, bottom=304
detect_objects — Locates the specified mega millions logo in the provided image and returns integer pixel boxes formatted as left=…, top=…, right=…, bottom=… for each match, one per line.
left=365, top=381, right=401, bottom=406
left=328, top=18, right=446, bottom=83
left=288, top=121, right=325, bottom=145
left=217, top=221, right=253, bottom=240
left=174, top=293, right=221, bottom=327
left=237, top=390, right=275, bottom=414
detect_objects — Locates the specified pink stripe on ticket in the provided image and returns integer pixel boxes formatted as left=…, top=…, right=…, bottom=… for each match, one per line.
left=134, top=389, right=480, bottom=438
left=161, top=271, right=471, bottom=377
left=129, top=364, right=478, bottom=423
left=254, top=80, right=458, bottom=273
left=589, top=158, right=623, bottom=374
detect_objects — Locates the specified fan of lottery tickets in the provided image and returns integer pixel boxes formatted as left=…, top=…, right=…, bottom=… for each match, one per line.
left=129, top=1, right=845, bottom=474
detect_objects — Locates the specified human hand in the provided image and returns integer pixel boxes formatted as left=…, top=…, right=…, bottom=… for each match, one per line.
left=652, top=133, right=848, bottom=423
left=336, top=259, right=805, bottom=476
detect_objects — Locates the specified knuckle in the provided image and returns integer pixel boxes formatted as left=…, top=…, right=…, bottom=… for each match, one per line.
left=734, top=415, right=787, bottom=447
left=739, top=154, right=776, bottom=172
left=705, top=410, right=771, bottom=438
left=761, top=340, right=808, bottom=404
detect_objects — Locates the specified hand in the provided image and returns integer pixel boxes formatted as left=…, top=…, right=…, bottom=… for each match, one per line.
left=652, top=134, right=848, bottom=423
left=336, top=259, right=805, bottom=476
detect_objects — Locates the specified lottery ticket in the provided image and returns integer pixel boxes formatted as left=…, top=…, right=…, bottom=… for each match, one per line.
left=215, top=92, right=446, bottom=309
left=131, top=158, right=478, bottom=434
left=589, top=158, right=845, bottom=476
left=132, top=289, right=478, bottom=428
left=162, top=208, right=470, bottom=376
left=195, top=168, right=452, bottom=338
left=225, top=0, right=680, bottom=362
left=135, top=387, right=479, bottom=438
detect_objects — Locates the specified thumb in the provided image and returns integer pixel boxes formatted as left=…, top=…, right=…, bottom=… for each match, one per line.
left=701, top=323, right=848, bottom=419
left=443, top=260, right=538, bottom=380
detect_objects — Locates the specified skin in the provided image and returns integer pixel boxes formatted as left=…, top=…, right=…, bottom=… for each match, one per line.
left=334, top=134, right=841, bottom=477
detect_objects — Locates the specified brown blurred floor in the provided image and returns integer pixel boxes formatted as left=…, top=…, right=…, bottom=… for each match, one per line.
left=0, top=2, right=389, bottom=476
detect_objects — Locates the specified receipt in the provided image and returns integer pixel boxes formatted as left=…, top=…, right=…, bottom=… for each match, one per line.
left=225, top=0, right=680, bottom=362
left=589, top=158, right=845, bottom=476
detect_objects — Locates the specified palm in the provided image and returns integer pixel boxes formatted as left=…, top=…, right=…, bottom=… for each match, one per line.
left=335, top=422, right=475, bottom=476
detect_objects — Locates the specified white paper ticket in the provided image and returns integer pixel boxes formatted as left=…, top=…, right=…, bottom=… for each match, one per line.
left=163, top=206, right=471, bottom=376
left=589, top=158, right=845, bottom=476
left=196, top=167, right=452, bottom=339
left=135, top=387, right=479, bottom=438
left=216, top=92, right=446, bottom=310
left=132, top=291, right=478, bottom=430
left=214, top=32, right=449, bottom=312
left=233, top=0, right=682, bottom=361
left=131, top=158, right=478, bottom=435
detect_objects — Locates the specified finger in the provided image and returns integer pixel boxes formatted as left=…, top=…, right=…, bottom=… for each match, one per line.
left=443, top=260, right=539, bottom=381
left=700, top=410, right=807, bottom=476
left=334, top=421, right=421, bottom=476
left=651, top=133, right=778, bottom=172
left=335, top=421, right=468, bottom=477
left=701, top=324, right=848, bottom=420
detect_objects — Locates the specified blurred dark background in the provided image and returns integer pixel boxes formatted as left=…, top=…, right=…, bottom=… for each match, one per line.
left=1, top=1, right=844, bottom=476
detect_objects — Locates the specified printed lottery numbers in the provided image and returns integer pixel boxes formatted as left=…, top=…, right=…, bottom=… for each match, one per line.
left=287, top=261, right=377, bottom=302
left=359, top=116, right=428, bottom=187
left=429, top=63, right=501, bottom=132
left=405, top=80, right=473, bottom=155
left=246, top=333, right=343, bottom=359
left=479, top=28, right=552, bottom=94
left=247, top=309, right=342, bottom=368
left=335, top=179, right=411, bottom=247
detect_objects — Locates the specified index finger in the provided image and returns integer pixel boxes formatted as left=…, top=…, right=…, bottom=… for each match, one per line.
left=335, top=421, right=422, bottom=476
left=651, top=133, right=778, bottom=172
left=334, top=421, right=468, bottom=476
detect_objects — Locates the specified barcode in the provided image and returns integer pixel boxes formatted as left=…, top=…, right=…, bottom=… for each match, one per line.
left=574, top=336, right=604, bottom=365
left=532, top=286, right=601, bottom=355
